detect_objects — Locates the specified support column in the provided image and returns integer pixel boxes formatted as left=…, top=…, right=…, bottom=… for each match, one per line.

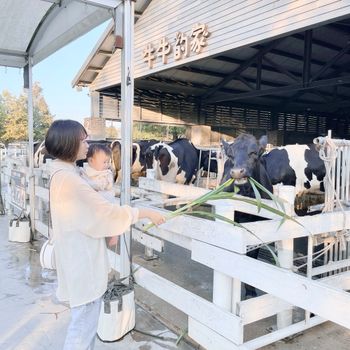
left=276, top=185, right=295, bottom=329
left=24, top=58, right=35, bottom=234
left=213, top=203, right=243, bottom=343
left=118, top=0, right=135, bottom=279
left=213, top=205, right=234, bottom=310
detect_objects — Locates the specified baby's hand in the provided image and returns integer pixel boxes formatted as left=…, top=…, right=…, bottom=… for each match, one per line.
left=108, top=236, right=118, bottom=247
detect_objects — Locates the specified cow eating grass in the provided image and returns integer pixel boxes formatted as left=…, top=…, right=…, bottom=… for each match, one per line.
left=221, top=133, right=326, bottom=213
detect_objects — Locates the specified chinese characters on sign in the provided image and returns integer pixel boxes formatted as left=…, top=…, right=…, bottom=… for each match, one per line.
left=143, top=23, right=210, bottom=69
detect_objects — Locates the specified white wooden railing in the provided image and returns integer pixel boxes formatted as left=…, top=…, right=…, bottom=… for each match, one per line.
left=2, top=140, right=350, bottom=349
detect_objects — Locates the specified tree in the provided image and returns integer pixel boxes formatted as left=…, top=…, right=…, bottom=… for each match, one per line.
left=0, top=82, right=54, bottom=144
left=0, top=95, right=5, bottom=141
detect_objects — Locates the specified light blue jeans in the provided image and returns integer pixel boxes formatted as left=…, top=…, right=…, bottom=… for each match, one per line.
left=63, top=297, right=102, bottom=350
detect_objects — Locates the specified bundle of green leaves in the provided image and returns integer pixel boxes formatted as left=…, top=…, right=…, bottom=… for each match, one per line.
left=143, top=178, right=301, bottom=266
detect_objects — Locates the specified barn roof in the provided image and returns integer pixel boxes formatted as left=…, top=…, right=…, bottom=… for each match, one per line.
left=72, top=8, right=350, bottom=117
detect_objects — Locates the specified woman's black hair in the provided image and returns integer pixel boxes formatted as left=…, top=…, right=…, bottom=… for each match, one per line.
left=86, top=143, right=112, bottom=159
left=45, top=120, right=87, bottom=162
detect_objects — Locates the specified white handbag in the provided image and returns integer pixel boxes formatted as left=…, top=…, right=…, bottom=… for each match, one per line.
left=97, top=279, right=135, bottom=342
left=39, top=239, right=56, bottom=269
left=39, top=171, right=61, bottom=270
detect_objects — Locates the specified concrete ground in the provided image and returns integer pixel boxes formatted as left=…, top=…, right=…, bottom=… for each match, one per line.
left=1, top=210, right=350, bottom=350
left=0, top=214, right=193, bottom=350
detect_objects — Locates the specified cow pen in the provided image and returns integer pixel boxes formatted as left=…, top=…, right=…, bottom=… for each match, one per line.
left=2, top=135, right=350, bottom=349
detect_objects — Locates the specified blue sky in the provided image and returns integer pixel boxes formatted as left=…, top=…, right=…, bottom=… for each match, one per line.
left=0, top=21, right=110, bottom=124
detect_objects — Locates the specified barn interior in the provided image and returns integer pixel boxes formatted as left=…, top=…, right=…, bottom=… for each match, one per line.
left=80, top=15, right=350, bottom=146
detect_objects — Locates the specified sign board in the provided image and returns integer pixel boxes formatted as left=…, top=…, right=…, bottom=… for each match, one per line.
left=143, top=23, right=210, bottom=68
left=10, top=170, right=27, bottom=210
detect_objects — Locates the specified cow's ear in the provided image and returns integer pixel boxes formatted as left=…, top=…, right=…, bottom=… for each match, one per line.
left=221, top=140, right=230, bottom=153
left=258, top=135, right=268, bottom=154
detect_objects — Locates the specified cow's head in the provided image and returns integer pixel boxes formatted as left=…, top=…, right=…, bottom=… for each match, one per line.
left=145, top=143, right=164, bottom=170
left=156, top=147, right=174, bottom=176
left=221, top=134, right=272, bottom=197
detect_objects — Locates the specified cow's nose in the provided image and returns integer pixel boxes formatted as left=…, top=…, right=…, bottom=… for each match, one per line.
left=230, top=168, right=246, bottom=179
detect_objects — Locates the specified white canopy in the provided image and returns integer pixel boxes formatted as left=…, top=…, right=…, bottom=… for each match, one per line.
left=0, top=0, right=122, bottom=68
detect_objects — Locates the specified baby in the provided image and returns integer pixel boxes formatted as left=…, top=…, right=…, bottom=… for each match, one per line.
left=83, top=143, right=114, bottom=193
left=81, top=143, right=117, bottom=247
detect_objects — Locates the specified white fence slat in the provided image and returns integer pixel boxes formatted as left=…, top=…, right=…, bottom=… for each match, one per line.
left=133, top=262, right=243, bottom=343
left=132, top=228, right=164, bottom=252
left=242, top=316, right=326, bottom=350
left=243, top=210, right=350, bottom=246
left=34, top=220, right=50, bottom=238
left=191, top=240, right=350, bottom=329
left=312, top=258, right=350, bottom=276
left=238, top=294, right=291, bottom=325
left=134, top=221, right=192, bottom=250
left=188, top=318, right=238, bottom=350
left=108, top=250, right=241, bottom=341
left=107, top=250, right=243, bottom=344
left=35, top=186, right=49, bottom=201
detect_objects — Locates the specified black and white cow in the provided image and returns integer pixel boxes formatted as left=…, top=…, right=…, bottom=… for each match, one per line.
left=145, top=138, right=199, bottom=185
left=112, top=139, right=158, bottom=182
left=221, top=133, right=326, bottom=297
left=221, top=133, right=326, bottom=205
left=221, top=134, right=273, bottom=198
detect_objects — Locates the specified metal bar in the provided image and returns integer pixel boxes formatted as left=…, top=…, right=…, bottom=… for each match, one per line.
left=263, top=56, right=299, bottom=82
left=303, top=30, right=312, bottom=87
left=76, top=0, right=122, bottom=9
left=25, top=58, right=35, bottom=234
left=311, top=42, right=350, bottom=82
left=336, top=148, right=341, bottom=202
left=346, top=146, right=350, bottom=203
left=119, top=0, right=134, bottom=279
left=256, top=55, right=262, bottom=90
left=0, top=49, right=26, bottom=58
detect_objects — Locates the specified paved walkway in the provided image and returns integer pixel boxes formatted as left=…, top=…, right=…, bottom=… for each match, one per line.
left=0, top=215, right=192, bottom=350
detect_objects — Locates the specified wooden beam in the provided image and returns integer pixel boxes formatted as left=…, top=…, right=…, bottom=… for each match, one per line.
left=209, top=75, right=350, bottom=104
left=200, top=39, right=285, bottom=100
left=311, top=41, right=350, bottom=82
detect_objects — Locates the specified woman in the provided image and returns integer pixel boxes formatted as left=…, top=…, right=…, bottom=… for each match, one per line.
left=45, top=119, right=164, bottom=349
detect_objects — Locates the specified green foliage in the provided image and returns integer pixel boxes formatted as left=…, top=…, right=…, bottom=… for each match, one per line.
left=0, top=82, right=54, bottom=144
left=144, top=178, right=303, bottom=266
left=133, top=122, right=187, bottom=141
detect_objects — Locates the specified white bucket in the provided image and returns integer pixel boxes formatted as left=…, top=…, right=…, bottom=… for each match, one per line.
left=97, top=289, right=135, bottom=342
left=39, top=240, right=56, bottom=270
left=8, top=220, right=31, bottom=243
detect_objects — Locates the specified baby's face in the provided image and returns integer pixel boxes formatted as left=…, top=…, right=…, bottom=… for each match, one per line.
left=88, top=151, right=111, bottom=171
